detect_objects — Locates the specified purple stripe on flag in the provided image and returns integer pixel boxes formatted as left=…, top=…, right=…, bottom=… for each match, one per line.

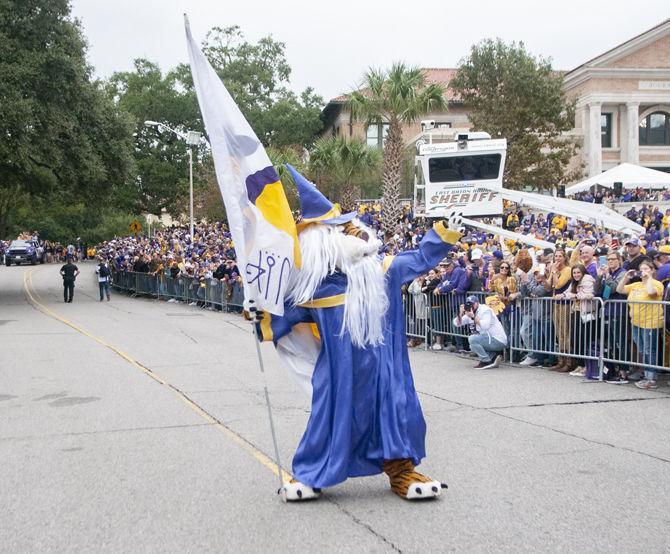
left=246, top=166, right=280, bottom=204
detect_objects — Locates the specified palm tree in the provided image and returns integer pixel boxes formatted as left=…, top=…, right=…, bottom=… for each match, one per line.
left=309, top=136, right=381, bottom=211
left=349, top=63, right=447, bottom=232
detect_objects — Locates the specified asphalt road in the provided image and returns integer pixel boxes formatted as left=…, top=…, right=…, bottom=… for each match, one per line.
left=2, top=262, right=670, bottom=553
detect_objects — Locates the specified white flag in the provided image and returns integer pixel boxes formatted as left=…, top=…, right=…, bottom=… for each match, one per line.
left=185, top=16, right=300, bottom=316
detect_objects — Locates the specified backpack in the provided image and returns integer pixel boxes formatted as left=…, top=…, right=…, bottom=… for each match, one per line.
left=99, top=264, right=110, bottom=278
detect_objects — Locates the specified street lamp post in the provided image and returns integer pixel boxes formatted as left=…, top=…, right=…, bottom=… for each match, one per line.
left=144, top=121, right=202, bottom=238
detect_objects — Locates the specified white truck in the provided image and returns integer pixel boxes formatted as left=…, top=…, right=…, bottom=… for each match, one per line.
left=413, top=130, right=506, bottom=219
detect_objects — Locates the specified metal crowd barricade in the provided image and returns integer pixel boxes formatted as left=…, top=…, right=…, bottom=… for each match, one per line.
left=602, top=299, right=669, bottom=376
left=404, top=292, right=429, bottom=349
left=426, top=291, right=478, bottom=348
left=420, top=291, right=667, bottom=380
left=110, top=268, right=245, bottom=313
left=111, top=268, right=670, bottom=377
left=509, top=296, right=606, bottom=377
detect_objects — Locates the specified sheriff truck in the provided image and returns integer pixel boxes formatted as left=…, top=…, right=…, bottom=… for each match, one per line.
left=413, top=129, right=506, bottom=219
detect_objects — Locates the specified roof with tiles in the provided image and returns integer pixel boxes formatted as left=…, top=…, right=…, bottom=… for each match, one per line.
left=327, top=68, right=461, bottom=105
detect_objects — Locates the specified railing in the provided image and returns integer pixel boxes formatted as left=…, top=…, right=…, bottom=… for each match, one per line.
left=509, top=297, right=605, bottom=377
left=110, top=268, right=244, bottom=312
left=424, top=290, right=490, bottom=350
left=403, top=292, right=429, bottom=348
left=406, top=290, right=669, bottom=380
left=111, top=271, right=668, bottom=379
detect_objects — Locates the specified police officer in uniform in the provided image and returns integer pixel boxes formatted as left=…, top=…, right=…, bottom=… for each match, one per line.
left=60, top=259, right=80, bottom=303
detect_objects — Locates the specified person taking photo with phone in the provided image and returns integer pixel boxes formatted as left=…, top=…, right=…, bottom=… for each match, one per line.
left=617, top=260, right=664, bottom=390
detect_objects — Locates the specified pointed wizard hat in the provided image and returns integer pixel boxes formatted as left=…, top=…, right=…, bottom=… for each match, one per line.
left=285, top=164, right=357, bottom=230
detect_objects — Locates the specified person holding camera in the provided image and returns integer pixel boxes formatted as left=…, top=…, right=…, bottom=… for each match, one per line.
left=622, top=238, right=653, bottom=281
left=453, top=295, right=507, bottom=369
left=617, top=260, right=664, bottom=390
left=595, top=251, right=629, bottom=383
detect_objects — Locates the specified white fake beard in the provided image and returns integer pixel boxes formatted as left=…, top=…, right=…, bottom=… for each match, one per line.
left=287, top=222, right=389, bottom=348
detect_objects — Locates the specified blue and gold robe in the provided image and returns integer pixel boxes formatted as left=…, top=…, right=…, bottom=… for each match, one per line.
left=258, top=222, right=460, bottom=488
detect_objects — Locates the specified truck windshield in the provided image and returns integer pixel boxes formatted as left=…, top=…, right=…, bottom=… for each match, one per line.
left=428, top=154, right=501, bottom=183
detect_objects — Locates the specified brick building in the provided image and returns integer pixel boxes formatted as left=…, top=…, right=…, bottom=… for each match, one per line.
left=320, top=19, right=670, bottom=183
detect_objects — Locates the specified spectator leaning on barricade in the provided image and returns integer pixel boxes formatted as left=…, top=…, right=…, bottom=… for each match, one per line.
left=421, top=269, right=442, bottom=344
left=530, top=266, right=557, bottom=368
left=406, top=275, right=428, bottom=348
left=489, top=259, right=518, bottom=342
left=453, top=295, right=507, bottom=369
left=547, top=249, right=573, bottom=372
left=435, top=254, right=472, bottom=353
left=617, top=260, right=665, bottom=390
left=518, top=266, right=555, bottom=367
left=555, top=264, right=598, bottom=380
left=466, top=248, right=486, bottom=292
left=516, top=266, right=535, bottom=365
left=428, top=262, right=450, bottom=351
left=595, top=250, right=629, bottom=384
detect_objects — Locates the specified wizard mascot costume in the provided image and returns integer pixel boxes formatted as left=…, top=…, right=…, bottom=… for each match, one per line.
left=249, top=166, right=463, bottom=501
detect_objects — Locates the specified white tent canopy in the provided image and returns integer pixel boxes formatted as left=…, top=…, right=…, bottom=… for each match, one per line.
left=566, top=163, right=670, bottom=194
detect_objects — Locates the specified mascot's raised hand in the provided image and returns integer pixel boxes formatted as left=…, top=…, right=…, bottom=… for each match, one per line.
left=444, top=210, right=465, bottom=233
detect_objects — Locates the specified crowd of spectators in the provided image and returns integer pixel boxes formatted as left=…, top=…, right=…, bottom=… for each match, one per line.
left=353, top=196, right=669, bottom=386
left=391, top=201, right=670, bottom=389
left=86, top=196, right=669, bottom=388
left=4, top=190, right=669, bottom=389
left=94, top=222, right=243, bottom=308
left=568, top=187, right=670, bottom=205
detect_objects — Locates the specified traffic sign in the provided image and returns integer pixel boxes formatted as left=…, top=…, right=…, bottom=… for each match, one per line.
left=130, top=220, right=142, bottom=234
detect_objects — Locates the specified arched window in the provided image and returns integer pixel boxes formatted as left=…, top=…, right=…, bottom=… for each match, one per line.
left=639, top=111, right=670, bottom=145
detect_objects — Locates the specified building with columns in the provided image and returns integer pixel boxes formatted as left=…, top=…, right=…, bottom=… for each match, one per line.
left=565, top=19, right=670, bottom=177
left=320, top=19, right=670, bottom=183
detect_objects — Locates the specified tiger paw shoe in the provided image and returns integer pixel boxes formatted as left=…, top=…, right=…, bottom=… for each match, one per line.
left=382, top=459, right=447, bottom=500
left=279, top=478, right=321, bottom=502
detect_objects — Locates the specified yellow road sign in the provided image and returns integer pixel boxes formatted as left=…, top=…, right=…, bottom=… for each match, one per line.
left=130, top=220, right=142, bottom=234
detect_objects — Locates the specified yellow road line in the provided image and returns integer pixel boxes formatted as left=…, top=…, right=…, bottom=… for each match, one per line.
left=23, top=269, right=290, bottom=481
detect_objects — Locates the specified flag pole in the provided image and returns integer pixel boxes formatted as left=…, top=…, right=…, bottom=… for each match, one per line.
left=185, top=13, right=288, bottom=494
left=251, top=324, right=285, bottom=492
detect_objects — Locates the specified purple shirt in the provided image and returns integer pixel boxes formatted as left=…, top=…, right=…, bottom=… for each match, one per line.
left=658, top=262, right=670, bottom=284
left=585, top=261, right=598, bottom=280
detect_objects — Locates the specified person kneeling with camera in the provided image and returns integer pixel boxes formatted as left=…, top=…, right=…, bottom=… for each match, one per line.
left=453, top=295, right=508, bottom=369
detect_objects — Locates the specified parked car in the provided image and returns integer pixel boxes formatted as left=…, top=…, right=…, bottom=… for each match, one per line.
left=5, top=240, right=41, bottom=266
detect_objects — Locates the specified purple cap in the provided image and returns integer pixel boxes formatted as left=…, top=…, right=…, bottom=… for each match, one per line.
left=466, top=295, right=479, bottom=304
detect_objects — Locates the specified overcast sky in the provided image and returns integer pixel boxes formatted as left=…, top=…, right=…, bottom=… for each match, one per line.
left=70, top=0, right=668, bottom=103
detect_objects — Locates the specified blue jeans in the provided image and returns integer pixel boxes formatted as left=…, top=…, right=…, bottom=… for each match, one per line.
left=530, top=318, right=556, bottom=364
left=468, top=334, right=506, bottom=362
left=98, top=280, right=110, bottom=300
left=519, top=315, right=532, bottom=351
left=631, top=325, right=660, bottom=380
